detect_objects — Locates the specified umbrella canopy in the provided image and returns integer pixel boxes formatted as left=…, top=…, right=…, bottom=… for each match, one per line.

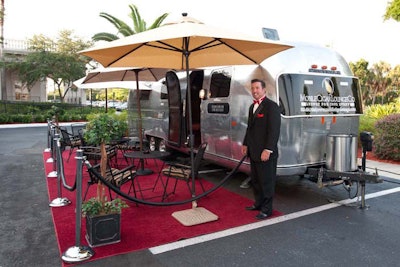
left=81, top=67, right=167, bottom=84
left=79, top=13, right=293, bottom=203
left=80, top=15, right=292, bottom=70
left=74, top=67, right=167, bottom=89
left=73, top=77, right=140, bottom=89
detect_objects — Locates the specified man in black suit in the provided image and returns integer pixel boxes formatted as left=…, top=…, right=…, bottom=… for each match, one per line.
left=242, top=78, right=281, bottom=220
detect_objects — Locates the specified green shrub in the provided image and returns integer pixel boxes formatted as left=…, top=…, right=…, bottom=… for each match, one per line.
left=9, top=114, right=32, bottom=123
left=364, top=102, right=400, bottom=119
left=0, top=114, right=9, bottom=123
left=33, top=114, right=46, bottom=123
left=359, top=114, right=377, bottom=134
left=374, top=113, right=400, bottom=161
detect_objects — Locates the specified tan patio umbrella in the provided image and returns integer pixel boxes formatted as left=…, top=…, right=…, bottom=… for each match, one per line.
left=76, top=67, right=168, bottom=151
left=80, top=13, right=293, bottom=224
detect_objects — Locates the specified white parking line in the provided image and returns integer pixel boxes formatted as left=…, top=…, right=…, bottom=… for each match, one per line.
left=149, top=187, right=400, bottom=254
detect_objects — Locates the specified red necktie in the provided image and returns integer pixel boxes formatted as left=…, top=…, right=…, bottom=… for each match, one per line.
left=253, top=97, right=265, bottom=105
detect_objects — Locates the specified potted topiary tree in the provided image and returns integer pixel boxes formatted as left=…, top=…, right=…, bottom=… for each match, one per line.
left=82, top=112, right=129, bottom=247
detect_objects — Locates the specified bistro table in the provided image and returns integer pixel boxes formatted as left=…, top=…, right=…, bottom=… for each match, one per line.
left=124, top=150, right=171, bottom=199
left=124, top=150, right=171, bottom=176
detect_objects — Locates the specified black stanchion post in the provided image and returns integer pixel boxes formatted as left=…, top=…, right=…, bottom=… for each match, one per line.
left=44, top=119, right=52, bottom=152
left=46, top=125, right=56, bottom=164
left=49, top=134, right=71, bottom=207
left=47, top=130, right=58, bottom=178
left=62, top=149, right=94, bottom=263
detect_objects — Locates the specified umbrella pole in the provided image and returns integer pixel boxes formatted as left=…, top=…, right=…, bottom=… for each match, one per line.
left=184, top=47, right=196, bottom=204
left=134, top=69, right=143, bottom=151
left=171, top=48, right=218, bottom=225
left=134, top=69, right=152, bottom=176
left=105, top=88, right=108, bottom=113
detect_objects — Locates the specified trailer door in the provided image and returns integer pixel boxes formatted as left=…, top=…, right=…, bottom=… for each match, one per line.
left=165, top=71, right=183, bottom=147
left=201, top=68, right=233, bottom=159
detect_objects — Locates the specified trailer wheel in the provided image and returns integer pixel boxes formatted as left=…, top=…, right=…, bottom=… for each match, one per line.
left=159, top=139, right=167, bottom=152
left=149, top=137, right=167, bottom=152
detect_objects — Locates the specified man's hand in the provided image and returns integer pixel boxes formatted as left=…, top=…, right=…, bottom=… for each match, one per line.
left=242, top=145, right=248, bottom=156
left=261, top=149, right=271, bottom=161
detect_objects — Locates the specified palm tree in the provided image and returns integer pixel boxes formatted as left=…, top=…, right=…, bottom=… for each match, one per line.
left=92, top=4, right=169, bottom=42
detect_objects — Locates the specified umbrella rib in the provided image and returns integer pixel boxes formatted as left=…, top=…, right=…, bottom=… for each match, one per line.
left=191, top=38, right=258, bottom=64
left=146, top=41, right=183, bottom=53
left=107, top=43, right=148, bottom=66
left=148, top=68, right=159, bottom=80
left=190, top=39, right=223, bottom=52
left=82, top=72, right=100, bottom=84
left=217, top=39, right=258, bottom=64
left=121, top=70, right=129, bottom=81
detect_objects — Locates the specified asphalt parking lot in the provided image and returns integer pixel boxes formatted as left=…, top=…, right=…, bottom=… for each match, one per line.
left=1, top=124, right=399, bottom=267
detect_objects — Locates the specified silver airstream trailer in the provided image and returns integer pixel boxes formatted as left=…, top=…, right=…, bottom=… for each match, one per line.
left=134, top=40, right=380, bottom=194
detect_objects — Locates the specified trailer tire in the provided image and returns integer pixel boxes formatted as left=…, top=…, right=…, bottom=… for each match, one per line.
left=149, top=137, right=167, bottom=152
left=149, top=137, right=157, bottom=151
left=159, top=139, right=167, bottom=152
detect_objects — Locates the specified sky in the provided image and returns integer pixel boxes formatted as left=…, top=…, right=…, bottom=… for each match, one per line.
left=4, top=0, right=400, bottom=66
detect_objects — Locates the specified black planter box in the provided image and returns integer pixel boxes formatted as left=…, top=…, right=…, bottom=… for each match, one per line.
left=85, top=213, right=121, bottom=247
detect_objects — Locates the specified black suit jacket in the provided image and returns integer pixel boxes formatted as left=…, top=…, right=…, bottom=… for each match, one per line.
left=243, top=97, right=281, bottom=162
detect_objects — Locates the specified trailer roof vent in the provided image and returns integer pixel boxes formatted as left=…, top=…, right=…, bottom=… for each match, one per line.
left=262, top=28, right=280, bottom=40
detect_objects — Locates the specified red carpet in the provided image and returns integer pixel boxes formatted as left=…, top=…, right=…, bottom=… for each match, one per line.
left=43, top=150, right=283, bottom=265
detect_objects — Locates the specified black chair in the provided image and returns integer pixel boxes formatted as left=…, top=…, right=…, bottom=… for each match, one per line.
left=161, top=142, right=207, bottom=200
left=82, top=145, right=118, bottom=167
left=70, top=123, right=86, bottom=137
left=84, top=161, right=137, bottom=204
left=59, top=126, right=82, bottom=162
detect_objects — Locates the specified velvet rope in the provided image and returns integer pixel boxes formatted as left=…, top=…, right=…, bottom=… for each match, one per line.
left=84, top=155, right=247, bottom=206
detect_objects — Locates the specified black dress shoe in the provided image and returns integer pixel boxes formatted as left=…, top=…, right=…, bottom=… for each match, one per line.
left=255, top=212, right=270, bottom=220
left=245, top=205, right=259, bottom=211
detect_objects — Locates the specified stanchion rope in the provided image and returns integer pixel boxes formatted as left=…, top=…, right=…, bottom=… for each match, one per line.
left=84, top=155, right=247, bottom=206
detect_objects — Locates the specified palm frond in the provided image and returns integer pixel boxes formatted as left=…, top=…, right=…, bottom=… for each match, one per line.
left=148, top=13, right=169, bottom=29
left=119, top=25, right=135, bottom=37
left=93, top=4, right=169, bottom=40
left=99, top=12, right=133, bottom=33
left=92, top=32, right=119, bottom=42
left=128, top=4, right=146, bottom=33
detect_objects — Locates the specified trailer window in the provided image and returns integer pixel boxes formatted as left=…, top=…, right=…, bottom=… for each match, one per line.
left=278, top=74, right=362, bottom=116
left=210, top=70, right=231, bottom=98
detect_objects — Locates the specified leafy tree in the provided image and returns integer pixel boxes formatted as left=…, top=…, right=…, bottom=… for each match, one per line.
left=350, top=59, right=371, bottom=106
left=2, top=30, right=93, bottom=102
left=0, top=0, right=4, bottom=44
left=387, top=65, right=400, bottom=103
left=28, top=34, right=56, bottom=52
left=101, top=88, right=129, bottom=101
left=350, top=59, right=399, bottom=106
left=384, top=0, right=400, bottom=21
left=369, top=61, right=392, bottom=105
left=92, top=4, right=168, bottom=42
